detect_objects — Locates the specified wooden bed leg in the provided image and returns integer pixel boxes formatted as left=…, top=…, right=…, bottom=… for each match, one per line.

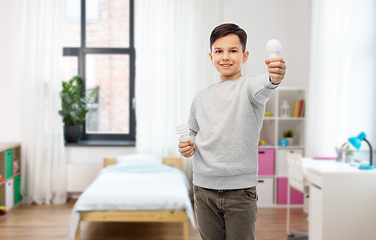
left=183, top=219, right=189, bottom=240
left=75, top=220, right=81, bottom=240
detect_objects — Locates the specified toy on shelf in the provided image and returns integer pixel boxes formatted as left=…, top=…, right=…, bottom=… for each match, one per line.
left=280, top=100, right=290, bottom=118
left=0, top=174, right=4, bottom=183
left=0, top=203, right=6, bottom=216
left=13, top=156, right=20, bottom=174
left=279, top=138, right=288, bottom=147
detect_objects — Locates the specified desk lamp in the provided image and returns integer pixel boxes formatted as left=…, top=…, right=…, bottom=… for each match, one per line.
left=348, top=132, right=374, bottom=170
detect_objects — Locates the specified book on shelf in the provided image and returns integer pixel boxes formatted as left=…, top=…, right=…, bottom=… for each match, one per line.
left=292, top=100, right=299, bottom=117
left=298, top=100, right=304, bottom=117
left=292, top=99, right=305, bottom=117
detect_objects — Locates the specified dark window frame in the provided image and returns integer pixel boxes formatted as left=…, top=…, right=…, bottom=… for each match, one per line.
left=63, top=0, right=136, bottom=144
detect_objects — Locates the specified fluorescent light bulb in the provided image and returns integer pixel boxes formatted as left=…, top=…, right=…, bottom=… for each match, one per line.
left=175, top=124, right=191, bottom=143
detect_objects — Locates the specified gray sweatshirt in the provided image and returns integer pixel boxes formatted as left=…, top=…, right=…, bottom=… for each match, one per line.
left=188, top=73, right=279, bottom=190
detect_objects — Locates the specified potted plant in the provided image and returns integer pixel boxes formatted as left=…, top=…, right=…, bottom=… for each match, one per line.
left=59, top=76, right=99, bottom=143
left=345, top=148, right=354, bottom=163
left=283, top=130, right=294, bottom=146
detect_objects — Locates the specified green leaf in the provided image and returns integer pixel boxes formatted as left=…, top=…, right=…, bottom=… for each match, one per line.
left=59, top=75, right=100, bottom=126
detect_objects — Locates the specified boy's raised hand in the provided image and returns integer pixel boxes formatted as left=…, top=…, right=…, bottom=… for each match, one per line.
left=265, top=57, right=286, bottom=84
left=178, top=141, right=195, bottom=158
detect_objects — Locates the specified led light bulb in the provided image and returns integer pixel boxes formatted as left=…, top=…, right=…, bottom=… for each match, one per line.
left=175, top=124, right=191, bottom=143
left=266, top=39, right=282, bottom=59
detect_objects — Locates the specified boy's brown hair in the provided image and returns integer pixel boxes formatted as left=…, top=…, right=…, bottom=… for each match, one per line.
left=210, top=23, right=247, bottom=52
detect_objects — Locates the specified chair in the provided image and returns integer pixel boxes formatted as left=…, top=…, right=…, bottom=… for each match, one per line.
left=286, top=153, right=309, bottom=240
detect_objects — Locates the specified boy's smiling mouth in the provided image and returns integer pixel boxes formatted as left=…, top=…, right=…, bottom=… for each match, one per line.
left=220, top=63, right=233, bottom=69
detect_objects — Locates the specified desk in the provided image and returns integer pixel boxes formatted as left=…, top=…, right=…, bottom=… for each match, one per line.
left=303, top=158, right=376, bottom=240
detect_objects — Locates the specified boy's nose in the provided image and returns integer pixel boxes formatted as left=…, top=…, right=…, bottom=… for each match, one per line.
left=222, top=54, right=229, bottom=61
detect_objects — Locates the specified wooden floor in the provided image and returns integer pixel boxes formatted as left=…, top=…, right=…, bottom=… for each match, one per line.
left=0, top=199, right=308, bottom=240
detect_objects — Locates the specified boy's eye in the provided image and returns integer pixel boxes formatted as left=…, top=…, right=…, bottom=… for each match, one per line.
left=231, top=50, right=237, bottom=53
left=215, top=50, right=222, bottom=53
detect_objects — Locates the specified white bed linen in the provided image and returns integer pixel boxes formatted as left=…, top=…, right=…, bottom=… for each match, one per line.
left=69, top=162, right=195, bottom=238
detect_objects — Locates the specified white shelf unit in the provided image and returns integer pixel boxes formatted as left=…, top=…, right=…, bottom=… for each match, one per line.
left=258, top=87, right=306, bottom=208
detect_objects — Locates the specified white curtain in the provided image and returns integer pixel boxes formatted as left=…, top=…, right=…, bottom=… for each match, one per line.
left=18, top=0, right=67, bottom=204
left=306, top=0, right=376, bottom=158
left=134, top=0, right=222, bottom=191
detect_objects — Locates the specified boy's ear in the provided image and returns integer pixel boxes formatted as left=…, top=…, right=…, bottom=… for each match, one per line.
left=243, top=51, right=249, bottom=63
left=209, top=52, right=214, bottom=64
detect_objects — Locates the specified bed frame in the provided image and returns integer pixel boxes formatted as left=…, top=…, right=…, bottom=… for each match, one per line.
left=75, top=157, right=189, bottom=240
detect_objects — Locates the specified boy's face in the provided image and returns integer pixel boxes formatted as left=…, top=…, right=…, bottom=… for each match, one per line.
left=209, top=34, right=249, bottom=82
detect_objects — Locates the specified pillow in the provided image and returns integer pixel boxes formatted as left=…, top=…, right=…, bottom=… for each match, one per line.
left=116, top=154, right=163, bottom=166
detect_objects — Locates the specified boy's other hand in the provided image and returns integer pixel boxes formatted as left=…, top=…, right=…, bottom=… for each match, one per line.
left=178, top=141, right=195, bottom=158
left=265, top=57, right=286, bottom=84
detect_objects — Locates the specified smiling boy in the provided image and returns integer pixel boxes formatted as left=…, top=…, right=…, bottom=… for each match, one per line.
left=178, top=23, right=286, bottom=239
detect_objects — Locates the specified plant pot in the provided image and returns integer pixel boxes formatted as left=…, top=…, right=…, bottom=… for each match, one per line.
left=64, top=125, right=82, bottom=143
left=285, top=137, right=294, bottom=146
left=345, top=155, right=353, bottom=163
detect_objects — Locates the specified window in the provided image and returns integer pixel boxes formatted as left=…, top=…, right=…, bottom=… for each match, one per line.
left=62, top=0, right=135, bottom=143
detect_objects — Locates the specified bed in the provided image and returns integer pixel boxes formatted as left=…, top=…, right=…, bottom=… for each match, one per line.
left=69, top=154, right=195, bottom=240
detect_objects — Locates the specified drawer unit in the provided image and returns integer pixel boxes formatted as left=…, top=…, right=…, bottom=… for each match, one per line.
left=307, top=170, right=323, bottom=188
left=14, top=175, right=21, bottom=205
left=258, top=149, right=275, bottom=176
left=276, top=177, right=304, bottom=204
left=276, top=148, right=303, bottom=176
left=257, top=178, right=274, bottom=206
left=5, top=179, right=14, bottom=210
left=0, top=143, right=21, bottom=211
left=5, top=149, right=13, bottom=179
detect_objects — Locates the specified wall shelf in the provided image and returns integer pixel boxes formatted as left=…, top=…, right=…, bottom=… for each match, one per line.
left=0, top=142, right=22, bottom=215
left=258, top=88, right=306, bottom=208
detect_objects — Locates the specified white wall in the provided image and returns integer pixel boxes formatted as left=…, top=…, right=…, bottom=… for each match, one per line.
left=0, top=0, right=20, bottom=142
left=66, top=146, right=138, bottom=196
left=223, top=0, right=312, bottom=88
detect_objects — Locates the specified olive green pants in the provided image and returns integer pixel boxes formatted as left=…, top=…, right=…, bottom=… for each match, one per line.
left=193, top=185, right=258, bottom=240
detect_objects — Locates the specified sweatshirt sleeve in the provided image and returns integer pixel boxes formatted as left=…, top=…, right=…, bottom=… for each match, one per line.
left=188, top=97, right=200, bottom=142
left=247, top=72, right=279, bottom=106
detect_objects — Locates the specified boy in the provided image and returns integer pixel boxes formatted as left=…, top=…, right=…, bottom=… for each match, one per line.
left=178, top=23, right=286, bottom=239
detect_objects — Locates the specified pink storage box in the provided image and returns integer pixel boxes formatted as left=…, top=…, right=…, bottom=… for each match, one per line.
left=276, top=177, right=304, bottom=204
left=258, top=149, right=275, bottom=176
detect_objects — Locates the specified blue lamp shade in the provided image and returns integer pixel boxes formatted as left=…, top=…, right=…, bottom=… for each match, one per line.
left=348, top=132, right=367, bottom=150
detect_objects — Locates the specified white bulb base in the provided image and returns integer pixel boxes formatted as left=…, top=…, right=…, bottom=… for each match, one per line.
left=179, top=135, right=191, bottom=143
left=268, top=51, right=279, bottom=59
